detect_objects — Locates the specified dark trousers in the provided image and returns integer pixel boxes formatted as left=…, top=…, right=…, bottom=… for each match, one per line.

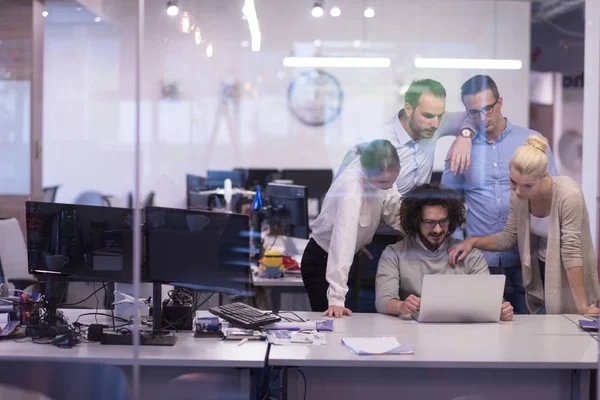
left=346, top=234, right=400, bottom=312
left=488, top=262, right=528, bottom=314
left=301, top=235, right=399, bottom=312
left=538, top=259, right=546, bottom=314
left=300, top=238, right=331, bottom=312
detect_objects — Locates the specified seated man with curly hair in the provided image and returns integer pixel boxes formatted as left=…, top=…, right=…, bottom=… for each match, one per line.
left=375, top=184, right=513, bottom=321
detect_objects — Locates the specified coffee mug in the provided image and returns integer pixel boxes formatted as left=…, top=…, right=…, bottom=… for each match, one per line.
left=44, top=254, right=70, bottom=271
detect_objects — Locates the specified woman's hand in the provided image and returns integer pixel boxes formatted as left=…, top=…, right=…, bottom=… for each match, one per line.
left=323, top=305, right=353, bottom=318
left=448, top=238, right=475, bottom=266
left=580, top=305, right=600, bottom=317
left=359, top=247, right=373, bottom=260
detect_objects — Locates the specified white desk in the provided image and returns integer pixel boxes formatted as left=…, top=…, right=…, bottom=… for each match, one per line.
left=0, top=310, right=268, bottom=400
left=307, top=311, right=595, bottom=336
left=269, top=313, right=597, bottom=400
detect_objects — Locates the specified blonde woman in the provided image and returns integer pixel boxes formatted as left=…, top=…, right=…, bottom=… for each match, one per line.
left=448, top=135, right=600, bottom=315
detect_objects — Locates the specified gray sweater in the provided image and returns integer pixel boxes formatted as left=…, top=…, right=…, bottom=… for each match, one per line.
left=375, top=235, right=489, bottom=314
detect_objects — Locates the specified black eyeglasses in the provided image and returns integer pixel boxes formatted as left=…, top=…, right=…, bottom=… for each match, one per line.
left=466, top=99, right=498, bottom=119
left=421, top=217, right=451, bottom=229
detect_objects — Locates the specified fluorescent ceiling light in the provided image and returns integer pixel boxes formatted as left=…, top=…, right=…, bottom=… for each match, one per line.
left=330, top=6, right=341, bottom=17
left=414, top=57, right=522, bottom=70
left=243, top=0, right=261, bottom=52
left=283, top=57, right=391, bottom=68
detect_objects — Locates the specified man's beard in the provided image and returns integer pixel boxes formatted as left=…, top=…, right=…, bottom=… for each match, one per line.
left=409, top=115, right=435, bottom=138
left=419, top=232, right=447, bottom=252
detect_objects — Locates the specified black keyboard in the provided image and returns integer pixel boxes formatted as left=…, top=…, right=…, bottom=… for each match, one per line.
left=208, top=302, right=280, bottom=329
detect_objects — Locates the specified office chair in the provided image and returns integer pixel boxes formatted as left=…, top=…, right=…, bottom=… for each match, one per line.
left=0, top=385, right=53, bottom=400
left=0, top=361, right=129, bottom=400
left=42, top=185, right=60, bottom=203
left=73, top=191, right=112, bottom=207
left=0, top=218, right=40, bottom=292
left=144, top=191, right=156, bottom=208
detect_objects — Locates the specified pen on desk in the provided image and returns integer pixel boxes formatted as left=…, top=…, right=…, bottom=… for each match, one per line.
left=237, top=338, right=249, bottom=346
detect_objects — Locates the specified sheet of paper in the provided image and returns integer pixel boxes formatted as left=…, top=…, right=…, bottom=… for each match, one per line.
left=1, top=321, right=19, bottom=337
left=342, top=336, right=414, bottom=355
left=0, top=313, right=8, bottom=330
left=267, top=330, right=326, bottom=346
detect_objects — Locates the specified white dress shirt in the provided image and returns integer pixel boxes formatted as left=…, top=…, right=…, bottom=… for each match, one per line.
left=309, top=158, right=403, bottom=307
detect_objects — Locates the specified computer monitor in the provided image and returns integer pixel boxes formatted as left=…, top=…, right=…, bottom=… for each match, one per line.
left=187, top=191, right=212, bottom=211
left=206, top=170, right=245, bottom=190
left=234, top=168, right=280, bottom=190
left=265, top=183, right=309, bottom=239
left=186, top=174, right=207, bottom=192
left=280, top=169, right=333, bottom=200
left=25, top=201, right=141, bottom=283
left=145, top=206, right=254, bottom=296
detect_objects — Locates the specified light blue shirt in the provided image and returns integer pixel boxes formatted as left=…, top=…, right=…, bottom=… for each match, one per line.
left=441, top=119, right=559, bottom=267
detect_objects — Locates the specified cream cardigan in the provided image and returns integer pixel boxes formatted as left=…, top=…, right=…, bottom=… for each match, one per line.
left=491, top=176, right=600, bottom=314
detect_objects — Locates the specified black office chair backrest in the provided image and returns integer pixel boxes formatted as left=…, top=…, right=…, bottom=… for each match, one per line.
left=42, top=186, right=60, bottom=203
left=144, top=192, right=155, bottom=208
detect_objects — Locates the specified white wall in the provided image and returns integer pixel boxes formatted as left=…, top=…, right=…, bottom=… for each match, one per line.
left=43, top=0, right=532, bottom=208
left=0, top=80, right=30, bottom=195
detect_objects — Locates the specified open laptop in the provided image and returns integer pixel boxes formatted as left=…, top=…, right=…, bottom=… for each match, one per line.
left=413, top=275, right=506, bottom=323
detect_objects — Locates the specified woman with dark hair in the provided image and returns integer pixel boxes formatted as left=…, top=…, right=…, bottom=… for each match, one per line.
left=301, top=139, right=402, bottom=318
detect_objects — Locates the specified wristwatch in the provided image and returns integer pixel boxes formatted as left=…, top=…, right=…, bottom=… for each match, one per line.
left=460, top=128, right=474, bottom=138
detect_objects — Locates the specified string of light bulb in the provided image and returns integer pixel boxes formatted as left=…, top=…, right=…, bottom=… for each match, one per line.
left=166, top=2, right=214, bottom=57
left=311, top=1, right=374, bottom=18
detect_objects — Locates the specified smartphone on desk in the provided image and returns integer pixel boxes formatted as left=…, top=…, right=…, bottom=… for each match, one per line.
left=579, top=319, right=598, bottom=331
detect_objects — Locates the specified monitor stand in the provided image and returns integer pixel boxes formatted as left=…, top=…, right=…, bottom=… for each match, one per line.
left=152, top=282, right=165, bottom=333
left=44, top=274, right=62, bottom=326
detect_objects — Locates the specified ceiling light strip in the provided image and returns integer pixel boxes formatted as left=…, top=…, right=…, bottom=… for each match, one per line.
left=243, top=0, right=261, bottom=52
left=414, top=57, right=522, bottom=70
left=283, top=57, right=391, bottom=68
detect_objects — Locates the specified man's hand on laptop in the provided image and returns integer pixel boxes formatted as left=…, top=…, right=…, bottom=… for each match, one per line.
left=399, top=295, right=421, bottom=315
left=323, top=305, right=353, bottom=318
left=500, top=301, right=514, bottom=321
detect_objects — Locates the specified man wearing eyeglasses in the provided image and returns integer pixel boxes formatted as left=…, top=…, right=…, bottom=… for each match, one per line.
left=375, top=184, right=514, bottom=320
left=441, top=75, right=558, bottom=314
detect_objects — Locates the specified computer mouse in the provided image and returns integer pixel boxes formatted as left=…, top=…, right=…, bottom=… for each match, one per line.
left=51, top=332, right=80, bottom=348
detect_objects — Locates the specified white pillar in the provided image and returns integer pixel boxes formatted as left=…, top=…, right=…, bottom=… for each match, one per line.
left=582, top=0, right=600, bottom=252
